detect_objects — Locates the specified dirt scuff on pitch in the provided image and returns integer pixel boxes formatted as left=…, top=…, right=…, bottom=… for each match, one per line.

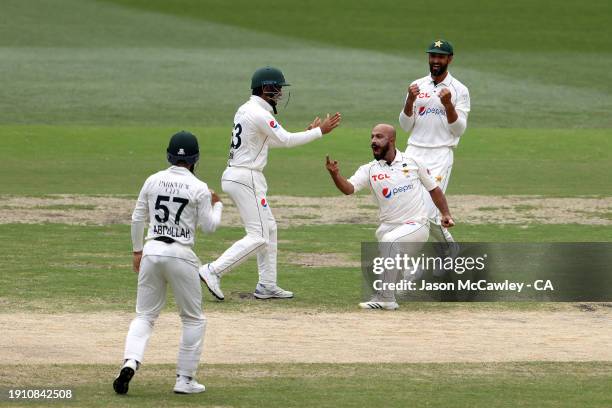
left=1, top=194, right=611, bottom=226
left=286, top=252, right=360, bottom=268
left=1, top=309, right=610, bottom=364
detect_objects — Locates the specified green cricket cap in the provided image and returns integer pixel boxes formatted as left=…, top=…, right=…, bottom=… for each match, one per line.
left=426, top=39, right=454, bottom=55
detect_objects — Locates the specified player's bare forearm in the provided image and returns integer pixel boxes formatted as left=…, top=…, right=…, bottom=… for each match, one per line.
left=439, top=88, right=458, bottom=124
left=444, top=102, right=459, bottom=124
left=404, top=84, right=419, bottom=117
left=325, top=155, right=354, bottom=195
left=429, top=187, right=455, bottom=227
left=132, top=251, right=143, bottom=273
left=403, top=100, right=414, bottom=117
left=330, top=172, right=354, bottom=195
left=429, top=187, right=450, bottom=215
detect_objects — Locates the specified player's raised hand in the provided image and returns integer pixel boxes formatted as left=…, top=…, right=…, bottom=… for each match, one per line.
left=325, top=155, right=340, bottom=174
left=407, top=84, right=420, bottom=102
left=441, top=214, right=455, bottom=228
left=438, top=88, right=452, bottom=106
left=307, top=117, right=321, bottom=130
left=320, top=112, right=342, bottom=134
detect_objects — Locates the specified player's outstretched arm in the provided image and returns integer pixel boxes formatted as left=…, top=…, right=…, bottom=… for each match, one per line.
left=319, top=112, right=342, bottom=134
left=326, top=155, right=354, bottom=195
left=429, top=187, right=455, bottom=228
left=267, top=113, right=342, bottom=149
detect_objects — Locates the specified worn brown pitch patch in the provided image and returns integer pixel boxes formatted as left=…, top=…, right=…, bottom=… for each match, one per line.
left=1, top=194, right=611, bottom=226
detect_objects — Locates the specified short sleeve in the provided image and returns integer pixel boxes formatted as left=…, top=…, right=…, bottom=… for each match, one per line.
left=347, top=164, right=371, bottom=192
left=416, top=163, right=438, bottom=191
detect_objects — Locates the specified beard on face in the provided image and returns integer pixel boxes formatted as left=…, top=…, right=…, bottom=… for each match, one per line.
left=372, top=143, right=389, bottom=161
left=267, top=97, right=278, bottom=114
left=429, top=62, right=448, bottom=77
left=263, top=87, right=281, bottom=114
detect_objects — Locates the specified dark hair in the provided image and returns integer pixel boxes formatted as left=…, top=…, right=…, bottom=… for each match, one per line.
left=252, top=86, right=263, bottom=96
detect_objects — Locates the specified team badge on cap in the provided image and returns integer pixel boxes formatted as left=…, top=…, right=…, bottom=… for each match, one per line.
left=426, top=39, right=454, bottom=55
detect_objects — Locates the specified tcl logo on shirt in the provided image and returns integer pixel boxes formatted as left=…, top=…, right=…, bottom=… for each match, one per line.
left=418, top=93, right=431, bottom=98
left=371, top=173, right=391, bottom=182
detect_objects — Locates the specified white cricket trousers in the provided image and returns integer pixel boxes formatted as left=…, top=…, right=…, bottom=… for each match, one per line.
left=210, top=166, right=277, bottom=285
left=375, top=221, right=430, bottom=301
left=406, top=145, right=454, bottom=244
left=123, top=240, right=206, bottom=377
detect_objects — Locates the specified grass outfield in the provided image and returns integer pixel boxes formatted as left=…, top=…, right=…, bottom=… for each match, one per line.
left=1, top=0, right=610, bottom=129
left=1, top=126, right=610, bottom=196
left=1, top=223, right=609, bottom=313
left=1, top=1, right=610, bottom=406
left=1, top=363, right=611, bottom=408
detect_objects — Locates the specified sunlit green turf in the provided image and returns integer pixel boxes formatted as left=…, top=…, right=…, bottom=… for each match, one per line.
left=1, top=363, right=611, bottom=408
left=1, top=0, right=610, bottom=128
left=0, top=2, right=609, bottom=406
left=1, top=223, right=609, bottom=313
left=1, top=126, right=609, bottom=196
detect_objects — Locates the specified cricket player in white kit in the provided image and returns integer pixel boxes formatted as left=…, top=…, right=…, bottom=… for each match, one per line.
left=326, top=124, right=455, bottom=310
left=399, top=39, right=469, bottom=244
left=114, top=131, right=223, bottom=395
left=200, top=66, right=341, bottom=300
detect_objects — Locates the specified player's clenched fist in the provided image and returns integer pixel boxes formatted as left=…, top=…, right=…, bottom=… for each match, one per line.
left=319, top=112, right=342, bottom=134
left=438, top=88, right=452, bottom=106
left=407, top=84, right=420, bottom=102
left=440, top=214, right=455, bottom=228
left=325, top=155, right=340, bottom=175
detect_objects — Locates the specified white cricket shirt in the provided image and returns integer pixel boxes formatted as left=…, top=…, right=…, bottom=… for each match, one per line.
left=399, top=72, right=470, bottom=148
left=347, top=149, right=438, bottom=224
left=227, top=95, right=323, bottom=171
left=131, top=166, right=223, bottom=251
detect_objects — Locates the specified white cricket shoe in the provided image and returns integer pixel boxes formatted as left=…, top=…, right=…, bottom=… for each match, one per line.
left=253, top=283, right=294, bottom=299
left=199, top=263, right=224, bottom=300
left=113, top=359, right=138, bottom=395
left=173, top=376, right=206, bottom=394
left=359, top=296, right=399, bottom=310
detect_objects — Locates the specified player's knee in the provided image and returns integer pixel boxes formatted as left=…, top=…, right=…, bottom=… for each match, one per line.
left=379, top=232, right=394, bottom=243
left=135, top=313, right=158, bottom=327
left=180, top=313, right=206, bottom=328
left=246, top=233, right=268, bottom=247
